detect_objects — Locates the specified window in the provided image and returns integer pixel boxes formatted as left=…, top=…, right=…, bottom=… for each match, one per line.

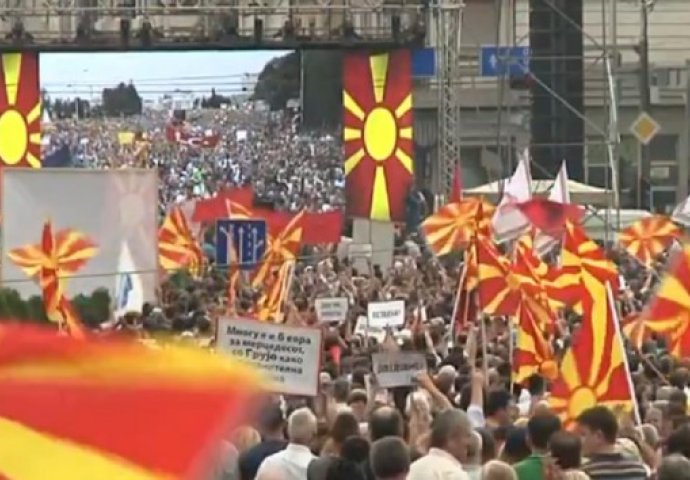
left=649, top=134, right=678, bottom=163
left=651, top=187, right=677, bottom=214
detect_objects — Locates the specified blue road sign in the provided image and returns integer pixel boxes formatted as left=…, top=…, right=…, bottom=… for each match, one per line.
left=412, top=48, right=436, bottom=77
left=216, top=219, right=267, bottom=270
left=479, top=45, right=530, bottom=78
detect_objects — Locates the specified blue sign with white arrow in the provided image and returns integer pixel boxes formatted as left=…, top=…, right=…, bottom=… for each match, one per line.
left=216, top=219, right=267, bottom=270
left=479, top=45, right=530, bottom=78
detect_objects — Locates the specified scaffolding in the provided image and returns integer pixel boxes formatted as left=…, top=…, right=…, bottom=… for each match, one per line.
left=433, top=0, right=463, bottom=195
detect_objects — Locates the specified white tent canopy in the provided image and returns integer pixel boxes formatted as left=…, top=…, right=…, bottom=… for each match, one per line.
left=464, top=178, right=612, bottom=206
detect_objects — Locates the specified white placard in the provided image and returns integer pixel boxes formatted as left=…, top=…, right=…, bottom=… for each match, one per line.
left=372, top=352, right=427, bottom=388
left=315, top=297, right=349, bottom=324
left=368, top=300, right=405, bottom=329
left=354, top=315, right=385, bottom=343
left=217, top=317, right=322, bottom=396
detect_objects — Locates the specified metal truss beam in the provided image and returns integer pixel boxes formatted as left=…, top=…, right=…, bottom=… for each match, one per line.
left=434, top=0, right=463, bottom=195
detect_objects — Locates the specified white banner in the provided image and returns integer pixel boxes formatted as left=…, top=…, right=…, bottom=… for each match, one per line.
left=315, top=297, right=349, bottom=324
left=372, top=352, right=427, bottom=388
left=217, top=317, right=322, bottom=396
left=368, top=300, right=405, bottom=329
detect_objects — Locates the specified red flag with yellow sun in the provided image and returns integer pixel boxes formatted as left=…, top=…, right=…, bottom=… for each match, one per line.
left=0, top=53, right=41, bottom=168
left=343, top=50, right=414, bottom=222
left=548, top=284, right=636, bottom=429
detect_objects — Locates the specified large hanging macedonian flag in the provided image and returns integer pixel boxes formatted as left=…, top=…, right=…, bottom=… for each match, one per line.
left=343, top=50, right=414, bottom=222
left=0, top=53, right=41, bottom=168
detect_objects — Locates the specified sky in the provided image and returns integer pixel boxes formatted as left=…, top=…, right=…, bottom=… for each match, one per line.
left=40, top=51, right=290, bottom=99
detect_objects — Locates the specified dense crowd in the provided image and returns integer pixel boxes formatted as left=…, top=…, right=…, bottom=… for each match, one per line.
left=47, top=105, right=690, bottom=480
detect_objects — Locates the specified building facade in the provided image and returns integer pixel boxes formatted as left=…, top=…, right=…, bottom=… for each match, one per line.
left=415, top=0, right=690, bottom=212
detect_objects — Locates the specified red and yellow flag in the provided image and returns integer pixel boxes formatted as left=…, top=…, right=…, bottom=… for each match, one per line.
left=0, top=323, right=265, bottom=479
left=343, top=50, right=414, bottom=222
left=618, top=215, right=681, bottom=267
left=475, top=237, right=520, bottom=316
left=641, top=245, right=690, bottom=358
left=621, top=312, right=648, bottom=351
left=8, top=221, right=97, bottom=338
left=252, top=210, right=305, bottom=288
left=255, top=261, right=294, bottom=322
left=513, top=296, right=557, bottom=385
left=548, top=285, right=635, bottom=429
left=0, top=53, right=41, bottom=167
left=158, top=206, right=204, bottom=278
left=546, top=221, right=618, bottom=313
left=421, top=197, right=495, bottom=257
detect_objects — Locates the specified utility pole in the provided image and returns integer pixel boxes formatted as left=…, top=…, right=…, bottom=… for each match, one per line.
left=637, top=0, right=652, bottom=209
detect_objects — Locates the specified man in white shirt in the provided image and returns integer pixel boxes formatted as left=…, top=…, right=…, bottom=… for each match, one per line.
left=407, top=409, right=472, bottom=480
left=256, top=407, right=317, bottom=480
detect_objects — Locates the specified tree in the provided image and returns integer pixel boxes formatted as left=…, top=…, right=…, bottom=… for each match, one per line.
left=102, top=81, right=143, bottom=117
left=253, top=51, right=300, bottom=111
left=253, top=50, right=342, bottom=128
left=0, top=288, right=111, bottom=327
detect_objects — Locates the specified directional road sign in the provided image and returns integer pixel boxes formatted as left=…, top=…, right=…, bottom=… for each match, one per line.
left=216, top=219, right=267, bottom=270
left=630, top=112, right=661, bottom=146
left=480, top=45, right=530, bottom=78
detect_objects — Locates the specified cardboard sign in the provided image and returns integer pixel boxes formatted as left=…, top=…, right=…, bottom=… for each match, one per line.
left=217, top=317, right=322, bottom=396
left=368, top=300, right=405, bottom=329
left=372, top=352, right=427, bottom=388
left=315, top=297, right=349, bottom=324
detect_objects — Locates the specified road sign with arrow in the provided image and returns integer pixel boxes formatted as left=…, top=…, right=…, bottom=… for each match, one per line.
left=479, top=45, right=530, bottom=78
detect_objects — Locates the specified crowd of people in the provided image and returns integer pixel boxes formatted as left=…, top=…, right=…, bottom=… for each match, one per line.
left=46, top=104, right=690, bottom=480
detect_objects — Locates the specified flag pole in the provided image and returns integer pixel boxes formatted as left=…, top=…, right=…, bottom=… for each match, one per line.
left=450, top=253, right=469, bottom=347
left=606, top=281, right=642, bottom=425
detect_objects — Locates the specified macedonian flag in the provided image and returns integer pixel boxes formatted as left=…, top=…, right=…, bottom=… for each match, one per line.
left=343, top=50, right=414, bottom=222
left=0, top=53, right=41, bottom=168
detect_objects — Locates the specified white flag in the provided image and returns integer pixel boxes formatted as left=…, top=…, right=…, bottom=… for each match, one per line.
left=492, top=154, right=532, bottom=243
left=534, top=161, right=571, bottom=255
left=114, top=242, right=144, bottom=317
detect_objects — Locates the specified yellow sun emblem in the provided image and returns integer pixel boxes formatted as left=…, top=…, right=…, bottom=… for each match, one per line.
left=0, top=53, right=42, bottom=168
left=342, top=50, right=414, bottom=222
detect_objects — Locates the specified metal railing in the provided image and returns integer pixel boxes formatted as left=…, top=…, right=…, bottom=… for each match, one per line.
left=0, top=2, right=426, bottom=48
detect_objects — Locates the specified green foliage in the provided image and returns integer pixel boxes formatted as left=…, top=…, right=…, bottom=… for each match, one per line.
left=253, top=50, right=343, bottom=128
left=253, top=52, right=301, bottom=111
left=101, top=82, right=143, bottom=117
left=0, top=288, right=111, bottom=327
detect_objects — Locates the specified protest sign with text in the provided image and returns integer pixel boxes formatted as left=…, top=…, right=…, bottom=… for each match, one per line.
left=315, top=297, right=349, bottom=324
left=216, top=317, right=322, bottom=396
left=367, top=300, right=405, bottom=329
left=371, top=352, right=427, bottom=388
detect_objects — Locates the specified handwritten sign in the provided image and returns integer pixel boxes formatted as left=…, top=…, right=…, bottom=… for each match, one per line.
left=372, top=352, right=427, bottom=388
left=217, top=317, right=322, bottom=396
left=315, top=297, right=349, bottom=324
left=368, top=300, right=405, bottom=329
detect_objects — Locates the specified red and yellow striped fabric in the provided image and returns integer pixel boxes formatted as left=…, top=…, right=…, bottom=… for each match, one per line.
left=475, top=237, right=520, bottom=316
left=548, top=285, right=635, bottom=429
left=621, top=312, right=647, bottom=351
left=252, top=210, right=305, bottom=288
left=343, top=50, right=414, bottom=222
left=513, top=296, right=557, bottom=385
left=618, top=215, right=681, bottom=267
left=642, top=245, right=690, bottom=358
left=546, top=221, right=618, bottom=314
left=158, top=206, right=204, bottom=278
left=7, top=221, right=96, bottom=338
left=512, top=236, right=554, bottom=316
left=0, top=323, right=265, bottom=479
left=0, top=53, right=42, bottom=167
left=421, top=197, right=495, bottom=257
left=256, top=261, right=294, bottom=322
